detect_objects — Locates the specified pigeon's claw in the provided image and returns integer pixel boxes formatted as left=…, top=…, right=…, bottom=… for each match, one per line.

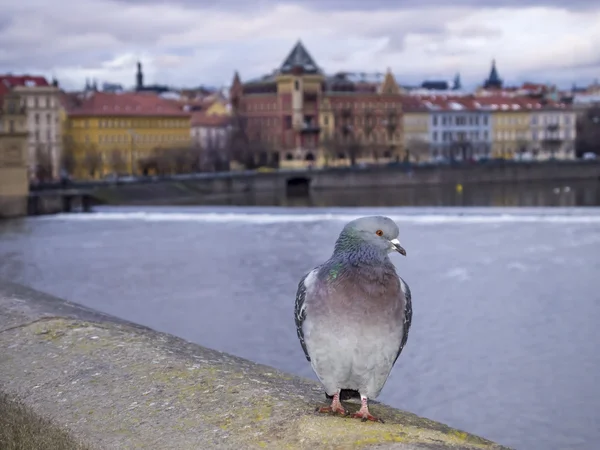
left=316, top=391, right=346, bottom=416
left=350, top=396, right=385, bottom=423
left=351, top=410, right=384, bottom=423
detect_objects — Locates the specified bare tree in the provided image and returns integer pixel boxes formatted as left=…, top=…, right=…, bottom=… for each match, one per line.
left=337, top=107, right=362, bottom=166
left=406, top=137, right=431, bottom=163
left=347, top=136, right=364, bottom=167
left=362, top=108, right=375, bottom=148
left=169, top=147, right=194, bottom=174
left=34, top=144, right=54, bottom=183
left=319, top=132, right=337, bottom=167
left=108, top=148, right=128, bottom=175
left=189, top=143, right=203, bottom=172
left=384, top=108, right=399, bottom=161
left=83, top=145, right=103, bottom=178
left=149, top=147, right=172, bottom=175
left=60, top=136, right=77, bottom=177
left=576, top=105, right=600, bottom=157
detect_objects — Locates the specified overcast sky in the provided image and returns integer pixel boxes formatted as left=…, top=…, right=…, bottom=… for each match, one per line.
left=1, top=1, right=599, bottom=91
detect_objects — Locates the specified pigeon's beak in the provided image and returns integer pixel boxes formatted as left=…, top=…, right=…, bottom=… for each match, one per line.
left=390, top=238, right=406, bottom=256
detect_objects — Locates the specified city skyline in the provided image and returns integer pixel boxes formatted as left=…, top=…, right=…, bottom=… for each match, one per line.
left=1, top=1, right=599, bottom=91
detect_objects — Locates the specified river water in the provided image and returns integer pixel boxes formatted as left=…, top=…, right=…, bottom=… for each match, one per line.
left=1, top=185, right=600, bottom=450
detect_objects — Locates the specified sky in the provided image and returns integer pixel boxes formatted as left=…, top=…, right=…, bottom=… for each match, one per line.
left=1, top=0, right=599, bottom=92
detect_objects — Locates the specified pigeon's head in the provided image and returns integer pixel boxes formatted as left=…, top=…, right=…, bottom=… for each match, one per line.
left=341, top=216, right=406, bottom=256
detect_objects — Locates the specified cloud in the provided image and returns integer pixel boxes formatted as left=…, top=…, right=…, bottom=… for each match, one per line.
left=0, top=1, right=599, bottom=90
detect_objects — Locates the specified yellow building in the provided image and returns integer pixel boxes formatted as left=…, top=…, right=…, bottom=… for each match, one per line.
left=63, top=92, right=192, bottom=179
left=0, top=91, right=29, bottom=218
left=490, top=106, right=532, bottom=159
left=402, top=99, right=430, bottom=162
left=204, top=99, right=230, bottom=116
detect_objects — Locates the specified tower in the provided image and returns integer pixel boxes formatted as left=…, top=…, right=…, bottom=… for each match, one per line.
left=136, top=62, right=144, bottom=90
left=483, top=59, right=502, bottom=89
left=453, top=73, right=462, bottom=90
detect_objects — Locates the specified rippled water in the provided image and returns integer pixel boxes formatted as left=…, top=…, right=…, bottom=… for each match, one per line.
left=1, top=206, right=599, bottom=450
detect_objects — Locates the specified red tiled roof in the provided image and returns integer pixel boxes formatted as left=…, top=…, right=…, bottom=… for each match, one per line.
left=191, top=111, right=231, bottom=127
left=0, top=74, right=50, bottom=99
left=67, top=92, right=191, bottom=117
left=406, top=94, right=570, bottom=112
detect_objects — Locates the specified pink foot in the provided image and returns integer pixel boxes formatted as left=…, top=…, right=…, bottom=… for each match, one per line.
left=316, top=391, right=347, bottom=416
left=350, top=396, right=385, bottom=423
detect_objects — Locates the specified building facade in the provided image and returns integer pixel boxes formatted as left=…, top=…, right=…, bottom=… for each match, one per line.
left=63, top=92, right=191, bottom=179
left=425, top=97, right=493, bottom=161
left=529, top=106, right=577, bottom=159
left=230, top=41, right=405, bottom=168
left=0, top=90, right=29, bottom=217
left=402, top=97, right=430, bottom=162
left=0, top=75, right=62, bottom=181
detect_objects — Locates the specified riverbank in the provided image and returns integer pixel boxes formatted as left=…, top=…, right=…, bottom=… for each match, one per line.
left=87, top=160, right=600, bottom=206
left=0, top=281, right=511, bottom=449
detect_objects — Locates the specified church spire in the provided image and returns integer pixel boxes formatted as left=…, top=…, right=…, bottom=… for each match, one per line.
left=483, top=59, right=502, bottom=89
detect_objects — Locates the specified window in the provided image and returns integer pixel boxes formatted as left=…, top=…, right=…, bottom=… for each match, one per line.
left=46, top=113, right=51, bottom=124
left=9, top=120, right=14, bottom=133
left=35, top=130, right=40, bottom=141
left=34, top=113, right=40, bottom=125
left=433, top=131, right=438, bottom=142
left=433, top=115, right=438, bottom=126
left=294, top=80, right=299, bottom=91
left=47, top=129, right=52, bottom=141
left=284, top=115, right=292, bottom=129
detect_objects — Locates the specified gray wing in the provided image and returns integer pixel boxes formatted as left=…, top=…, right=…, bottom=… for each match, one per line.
left=294, top=271, right=311, bottom=361
left=393, top=276, right=413, bottom=366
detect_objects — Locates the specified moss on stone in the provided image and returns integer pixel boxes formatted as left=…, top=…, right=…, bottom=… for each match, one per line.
left=0, top=318, right=512, bottom=450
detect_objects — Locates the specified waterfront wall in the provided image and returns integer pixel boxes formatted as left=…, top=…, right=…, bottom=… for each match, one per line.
left=89, top=160, right=600, bottom=205
left=0, top=281, right=511, bottom=450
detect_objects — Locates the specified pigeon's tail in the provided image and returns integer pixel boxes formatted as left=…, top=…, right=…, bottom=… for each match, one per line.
left=326, top=389, right=360, bottom=401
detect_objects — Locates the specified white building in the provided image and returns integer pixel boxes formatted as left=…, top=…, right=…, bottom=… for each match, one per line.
left=529, top=107, right=577, bottom=159
left=0, top=75, right=62, bottom=180
left=190, top=111, right=232, bottom=170
left=426, top=99, right=493, bottom=161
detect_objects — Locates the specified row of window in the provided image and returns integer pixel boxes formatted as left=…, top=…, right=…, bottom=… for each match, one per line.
left=432, top=131, right=490, bottom=143
left=30, top=129, right=55, bottom=142
left=32, top=112, right=58, bottom=125
left=431, top=113, right=575, bottom=128
left=80, top=134, right=190, bottom=145
left=24, top=95, right=56, bottom=109
left=244, top=99, right=403, bottom=113
left=70, top=119, right=189, bottom=129
left=531, top=115, right=573, bottom=125
left=432, top=115, right=489, bottom=127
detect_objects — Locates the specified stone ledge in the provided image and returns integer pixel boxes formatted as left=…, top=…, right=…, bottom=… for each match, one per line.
left=0, top=281, right=512, bottom=450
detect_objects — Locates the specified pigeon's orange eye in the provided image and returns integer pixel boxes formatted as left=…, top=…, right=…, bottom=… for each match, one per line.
left=375, top=230, right=384, bottom=236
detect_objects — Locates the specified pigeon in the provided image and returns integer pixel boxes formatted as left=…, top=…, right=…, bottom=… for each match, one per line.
left=294, top=216, right=412, bottom=422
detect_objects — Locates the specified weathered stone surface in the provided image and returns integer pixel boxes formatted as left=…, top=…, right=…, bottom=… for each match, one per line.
left=0, top=281, right=512, bottom=449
